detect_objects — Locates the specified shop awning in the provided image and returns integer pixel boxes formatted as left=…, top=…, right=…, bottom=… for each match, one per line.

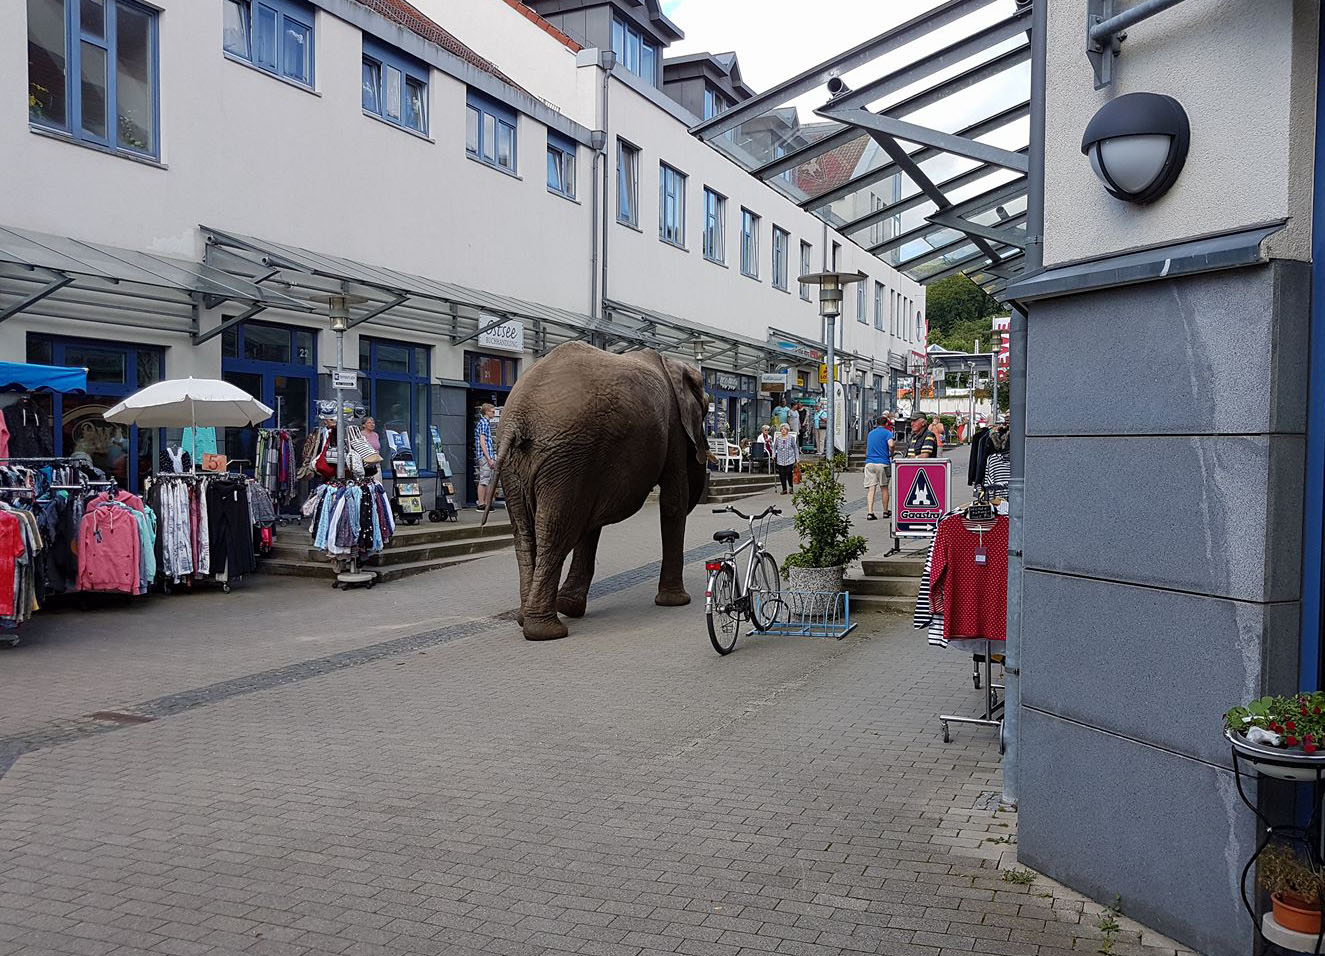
left=0, top=360, right=87, bottom=393
left=0, top=224, right=311, bottom=332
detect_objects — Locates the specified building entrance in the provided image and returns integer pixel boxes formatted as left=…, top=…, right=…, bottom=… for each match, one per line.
left=220, top=322, right=316, bottom=469
left=464, top=351, right=519, bottom=506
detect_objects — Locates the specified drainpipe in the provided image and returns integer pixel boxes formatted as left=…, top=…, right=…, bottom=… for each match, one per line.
left=599, top=52, right=615, bottom=321
left=1002, top=0, right=1046, bottom=812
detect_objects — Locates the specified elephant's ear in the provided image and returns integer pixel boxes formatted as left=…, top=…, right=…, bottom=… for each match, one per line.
left=657, top=352, right=706, bottom=467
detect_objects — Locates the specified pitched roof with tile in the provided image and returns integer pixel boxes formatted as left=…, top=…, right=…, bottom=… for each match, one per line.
left=354, top=0, right=523, bottom=89
left=497, top=0, right=582, bottom=51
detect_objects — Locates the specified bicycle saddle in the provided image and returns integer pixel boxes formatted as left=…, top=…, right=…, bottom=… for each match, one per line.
left=712, top=529, right=740, bottom=543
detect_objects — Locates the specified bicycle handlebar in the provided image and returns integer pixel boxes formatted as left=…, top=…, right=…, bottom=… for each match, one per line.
left=712, top=505, right=782, bottom=520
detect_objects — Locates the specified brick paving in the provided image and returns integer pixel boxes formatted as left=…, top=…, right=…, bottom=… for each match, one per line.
left=0, top=457, right=1196, bottom=956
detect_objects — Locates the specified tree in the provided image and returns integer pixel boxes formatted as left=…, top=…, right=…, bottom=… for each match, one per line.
left=924, top=274, right=1001, bottom=339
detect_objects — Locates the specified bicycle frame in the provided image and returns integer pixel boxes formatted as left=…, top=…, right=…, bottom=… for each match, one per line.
left=706, top=505, right=777, bottom=614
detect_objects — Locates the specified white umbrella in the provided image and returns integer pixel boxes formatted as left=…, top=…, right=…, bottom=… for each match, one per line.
left=103, top=377, right=273, bottom=429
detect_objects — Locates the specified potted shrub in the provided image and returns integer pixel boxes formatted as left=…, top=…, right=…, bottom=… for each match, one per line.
left=783, top=457, right=867, bottom=613
left=1258, top=842, right=1325, bottom=934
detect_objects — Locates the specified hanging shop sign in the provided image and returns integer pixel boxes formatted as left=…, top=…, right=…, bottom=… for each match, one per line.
left=332, top=369, right=358, bottom=391
left=891, top=459, right=951, bottom=538
left=477, top=317, right=525, bottom=353
left=759, top=372, right=788, bottom=394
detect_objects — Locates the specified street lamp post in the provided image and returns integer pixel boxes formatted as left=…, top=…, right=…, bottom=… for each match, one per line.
left=798, top=270, right=864, bottom=463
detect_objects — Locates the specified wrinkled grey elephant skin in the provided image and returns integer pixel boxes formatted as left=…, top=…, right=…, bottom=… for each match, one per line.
left=487, top=342, right=708, bottom=641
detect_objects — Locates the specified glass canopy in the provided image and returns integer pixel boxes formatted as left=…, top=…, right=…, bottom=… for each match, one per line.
left=690, top=0, right=1032, bottom=294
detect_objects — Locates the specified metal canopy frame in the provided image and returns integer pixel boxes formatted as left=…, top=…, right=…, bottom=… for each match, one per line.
left=692, top=0, right=1034, bottom=290
left=0, top=223, right=307, bottom=329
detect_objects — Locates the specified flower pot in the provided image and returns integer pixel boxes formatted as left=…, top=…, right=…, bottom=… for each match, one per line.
left=1226, top=730, right=1325, bottom=781
left=787, top=565, right=845, bottom=618
left=1272, top=893, right=1322, bottom=935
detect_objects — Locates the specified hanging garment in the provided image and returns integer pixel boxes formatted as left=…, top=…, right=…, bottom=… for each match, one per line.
left=205, top=477, right=256, bottom=580
left=182, top=427, right=218, bottom=459
left=0, top=510, right=28, bottom=617
left=929, top=514, right=1009, bottom=642
left=3, top=399, right=53, bottom=458
left=77, top=503, right=141, bottom=594
left=161, top=447, right=192, bottom=474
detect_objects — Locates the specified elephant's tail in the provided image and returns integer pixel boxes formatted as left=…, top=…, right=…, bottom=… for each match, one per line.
left=480, top=430, right=513, bottom=527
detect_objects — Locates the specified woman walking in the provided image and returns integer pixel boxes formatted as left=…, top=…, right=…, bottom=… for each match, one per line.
left=772, top=422, right=799, bottom=494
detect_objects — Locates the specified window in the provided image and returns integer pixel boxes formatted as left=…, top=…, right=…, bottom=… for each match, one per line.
left=916, top=312, right=924, bottom=342
left=891, top=291, right=898, bottom=336
left=362, top=38, right=426, bottom=134
left=874, top=282, right=884, bottom=330
left=740, top=209, right=759, bottom=278
left=466, top=89, right=516, bottom=173
left=658, top=163, right=686, bottom=247
left=799, top=242, right=812, bottom=300
left=223, top=0, right=314, bottom=87
left=359, top=338, right=431, bottom=473
left=703, top=188, right=725, bottom=263
left=856, top=279, right=867, bottom=324
left=611, top=15, right=658, bottom=85
left=546, top=129, right=576, bottom=199
left=703, top=83, right=731, bottom=120
left=771, top=227, right=790, bottom=291
left=831, top=241, right=841, bottom=270
left=27, top=0, right=159, bottom=158
left=617, top=140, right=639, bottom=225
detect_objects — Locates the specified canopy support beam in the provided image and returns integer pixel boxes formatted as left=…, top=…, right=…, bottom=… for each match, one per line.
left=348, top=294, right=411, bottom=329
left=192, top=302, right=267, bottom=346
left=0, top=273, right=74, bottom=324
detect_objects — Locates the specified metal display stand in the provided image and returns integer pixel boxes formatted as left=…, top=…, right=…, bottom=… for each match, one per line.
left=940, top=638, right=1005, bottom=753
left=1228, top=731, right=1325, bottom=954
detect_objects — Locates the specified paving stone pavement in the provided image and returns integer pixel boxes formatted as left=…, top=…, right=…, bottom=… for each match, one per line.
left=0, top=455, right=1198, bottom=956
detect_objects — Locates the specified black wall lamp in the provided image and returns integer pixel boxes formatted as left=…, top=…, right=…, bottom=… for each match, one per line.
left=1081, top=92, right=1190, bottom=203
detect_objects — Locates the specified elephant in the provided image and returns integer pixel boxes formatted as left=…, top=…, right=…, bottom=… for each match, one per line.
left=483, top=342, right=708, bottom=640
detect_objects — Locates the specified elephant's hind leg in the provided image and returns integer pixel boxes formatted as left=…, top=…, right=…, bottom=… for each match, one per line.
left=505, top=487, right=535, bottom=628
left=523, top=517, right=572, bottom=641
left=557, top=526, right=601, bottom=618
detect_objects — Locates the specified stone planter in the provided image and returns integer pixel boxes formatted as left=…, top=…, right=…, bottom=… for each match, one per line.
left=787, top=565, right=846, bottom=618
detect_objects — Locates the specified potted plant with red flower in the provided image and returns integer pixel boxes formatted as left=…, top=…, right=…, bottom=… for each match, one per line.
left=1224, top=692, right=1325, bottom=780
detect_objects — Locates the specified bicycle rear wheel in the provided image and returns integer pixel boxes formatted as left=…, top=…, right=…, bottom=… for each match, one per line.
left=749, top=550, right=782, bottom=630
left=706, top=565, right=742, bottom=655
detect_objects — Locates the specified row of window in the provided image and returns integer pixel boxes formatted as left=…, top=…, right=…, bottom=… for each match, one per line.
left=860, top=279, right=923, bottom=343
left=611, top=14, right=659, bottom=86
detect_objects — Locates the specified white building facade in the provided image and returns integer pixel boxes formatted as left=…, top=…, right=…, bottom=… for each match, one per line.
left=6, top=0, right=923, bottom=495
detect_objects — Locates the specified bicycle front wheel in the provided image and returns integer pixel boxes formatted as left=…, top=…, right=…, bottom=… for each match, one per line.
left=749, top=550, right=783, bottom=630
left=706, top=565, right=742, bottom=655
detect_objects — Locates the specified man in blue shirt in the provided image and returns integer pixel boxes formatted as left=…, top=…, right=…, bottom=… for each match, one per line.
left=772, top=399, right=790, bottom=426
left=863, top=416, right=894, bottom=520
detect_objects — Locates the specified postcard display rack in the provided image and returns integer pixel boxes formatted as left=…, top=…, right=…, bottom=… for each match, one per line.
left=392, top=459, right=424, bottom=525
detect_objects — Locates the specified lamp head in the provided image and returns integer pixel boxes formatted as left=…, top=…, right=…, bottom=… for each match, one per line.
left=1081, top=92, right=1190, bottom=204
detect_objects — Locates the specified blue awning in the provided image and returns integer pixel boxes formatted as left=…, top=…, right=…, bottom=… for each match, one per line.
left=0, top=361, right=87, bottom=393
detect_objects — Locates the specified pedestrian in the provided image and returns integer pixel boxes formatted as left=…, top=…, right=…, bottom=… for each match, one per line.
left=788, top=403, right=801, bottom=445
left=362, top=416, right=381, bottom=455
left=863, top=415, right=894, bottom=520
left=772, top=422, right=799, bottom=494
left=929, top=415, right=945, bottom=453
left=773, top=397, right=790, bottom=426
left=474, top=403, right=498, bottom=508
left=815, top=405, right=828, bottom=455
left=905, top=412, right=939, bottom=458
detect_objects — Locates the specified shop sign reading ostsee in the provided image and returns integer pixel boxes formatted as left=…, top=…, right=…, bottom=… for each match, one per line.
left=477, top=316, right=525, bottom=353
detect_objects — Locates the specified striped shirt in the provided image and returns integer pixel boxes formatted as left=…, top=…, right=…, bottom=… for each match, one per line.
left=983, top=452, right=1011, bottom=491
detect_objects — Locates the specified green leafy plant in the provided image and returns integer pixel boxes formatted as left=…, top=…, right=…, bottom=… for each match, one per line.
left=1002, top=868, right=1036, bottom=885
left=782, top=458, right=867, bottom=574
left=1225, top=691, right=1325, bottom=752
left=1258, top=843, right=1325, bottom=905
left=1095, top=896, right=1123, bottom=955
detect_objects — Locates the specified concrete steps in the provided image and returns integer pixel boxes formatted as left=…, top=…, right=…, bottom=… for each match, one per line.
left=262, top=518, right=515, bottom=582
left=847, top=551, right=927, bottom=613
left=701, top=471, right=780, bottom=504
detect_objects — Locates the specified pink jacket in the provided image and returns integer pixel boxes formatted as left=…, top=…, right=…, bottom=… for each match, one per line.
left=77, top=505, right=140, bottom=594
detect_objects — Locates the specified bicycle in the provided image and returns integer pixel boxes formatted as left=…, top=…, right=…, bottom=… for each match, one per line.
left=704, top=504, right=784, bottom=655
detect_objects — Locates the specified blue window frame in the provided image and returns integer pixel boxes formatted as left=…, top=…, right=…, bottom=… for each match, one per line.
left=26, top=333, right=163, bottom=491
left=857, top=277, right=868, bottom=323
left=466, top=88, right=516, bottom=173
left=772, top=227, right=790, bottom=291
left=740, top=209, right=759, bottom=279
left=359, top=338, right=431, bottom=474
left=362, top=37, right=427, bottom=134
left=874, top=282, right=885, bottom=331
left=546, top=128, right=577, bottom=199
left=659, top=163, right=686, bottom=247
left=223, top=0, right=314, bottom=87
left=220, top=321, right=317, bottom=471
left=26, top=0, right=159, bottom=158
left=617, top=139, right=640, bottom=226
left=703, top=188, right=725, bottom=263
left=611, top=15, right=658, bottom=86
